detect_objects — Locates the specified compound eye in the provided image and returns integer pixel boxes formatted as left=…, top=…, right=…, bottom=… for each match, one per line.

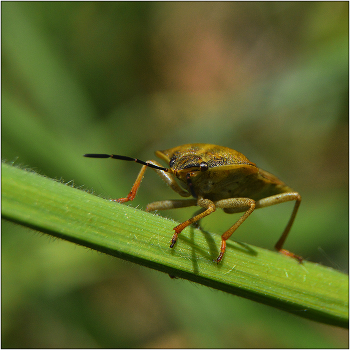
left=169, top=157, right=176, bottom=168
left=200, top=162, right=209, bottom=172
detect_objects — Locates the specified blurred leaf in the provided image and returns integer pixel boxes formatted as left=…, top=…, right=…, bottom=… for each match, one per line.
left=2, top=2, right=348, bottom=348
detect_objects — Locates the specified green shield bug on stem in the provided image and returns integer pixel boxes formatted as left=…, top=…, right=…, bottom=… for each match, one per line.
left=84, top=143, right=301, bottom=263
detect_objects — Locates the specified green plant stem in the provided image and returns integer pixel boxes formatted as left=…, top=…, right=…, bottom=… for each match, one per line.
left=2, top=162, right=348, bottom=328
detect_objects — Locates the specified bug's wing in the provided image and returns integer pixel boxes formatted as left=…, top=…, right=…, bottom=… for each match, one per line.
left=258, top=168, right=294, bottom=193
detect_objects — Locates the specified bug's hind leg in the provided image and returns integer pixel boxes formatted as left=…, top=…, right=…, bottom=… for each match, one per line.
left=255, top=192, right=302, bottom=263
left=274, top=195, right=302, bottom=262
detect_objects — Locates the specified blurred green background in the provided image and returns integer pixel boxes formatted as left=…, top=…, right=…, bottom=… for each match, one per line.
left=2, top=2, right=348, bottom=348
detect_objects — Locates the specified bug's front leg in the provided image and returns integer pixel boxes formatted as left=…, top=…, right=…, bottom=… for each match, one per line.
left=114, top=164, right=148, bottom=203
left=114, top=160, right=190, bottom=203
left=152, top=164, right=191, bottom=198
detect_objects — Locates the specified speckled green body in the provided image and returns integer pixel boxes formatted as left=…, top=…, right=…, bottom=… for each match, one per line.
left=85, top=143, right=301, bottom=263
left=156, top=143, right=292, bottom=202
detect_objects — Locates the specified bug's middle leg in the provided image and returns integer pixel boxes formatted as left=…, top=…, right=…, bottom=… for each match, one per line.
left=191, top=207, right=207, bottom=229
left=215, top=198, right=256, bottom=263
left=146, top=198, right=199, bottom=247
left=147, top=198, right=216, bottom=248
left=169, top=198, right=216, bottom=248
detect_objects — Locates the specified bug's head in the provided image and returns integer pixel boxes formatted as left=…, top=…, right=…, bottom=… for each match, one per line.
left=155, top=143, right=258, bottom=184
left=155, top=146, right=213, bottom=188
left=158, top=150, right=210, bottom=198
left=171, top=156, right=209, bottom=179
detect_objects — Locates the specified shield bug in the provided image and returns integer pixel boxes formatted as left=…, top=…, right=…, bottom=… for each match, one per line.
left=84, top=143, right=301, bottom=263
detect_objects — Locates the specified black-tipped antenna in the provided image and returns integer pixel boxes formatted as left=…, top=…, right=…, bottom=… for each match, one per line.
left=84, top=153, right=168, bottom=171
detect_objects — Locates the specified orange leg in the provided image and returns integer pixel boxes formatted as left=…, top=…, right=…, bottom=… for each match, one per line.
left=215, top=198, right=256, bottom=263
left=115, top=160, right=190, bottom=204
left=113, top=164, right=147, bottom=203
left=170, top=198, right=215, bottom=248
left=255, top=192, right=302, bottom=263
left=274, top=195, right=302, bottom=263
